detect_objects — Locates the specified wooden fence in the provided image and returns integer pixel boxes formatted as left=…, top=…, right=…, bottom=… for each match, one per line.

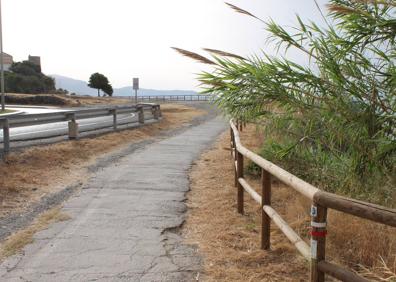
left=230, top=119, right=396, bottom=282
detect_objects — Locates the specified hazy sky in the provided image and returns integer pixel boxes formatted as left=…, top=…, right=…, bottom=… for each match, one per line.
left=3, top=0, right=328, bottom=90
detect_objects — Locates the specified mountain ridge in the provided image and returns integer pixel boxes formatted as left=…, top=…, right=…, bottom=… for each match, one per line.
left=51, top=74, right=198, bottom=97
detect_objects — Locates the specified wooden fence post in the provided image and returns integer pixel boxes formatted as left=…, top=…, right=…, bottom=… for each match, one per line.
left=230, top=127, right=234, bottom=157
left=233, top=133, right=238, bottom=188
left=261, top=169, right=271, bottom=249
left=310, top=204, right=328, bottom=282
left=3, top=119, right=10, bottom=156
left=237, top=151, right=244, bottom=214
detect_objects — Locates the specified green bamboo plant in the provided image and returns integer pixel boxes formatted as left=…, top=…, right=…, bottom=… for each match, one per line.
left=173, top=0, right=396, bottom=205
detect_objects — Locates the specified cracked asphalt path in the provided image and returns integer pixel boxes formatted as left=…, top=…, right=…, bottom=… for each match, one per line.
left=0, top=116, right=226, bottom=282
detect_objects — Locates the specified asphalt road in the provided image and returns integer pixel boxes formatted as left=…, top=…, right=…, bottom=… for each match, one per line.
left=0, top=115, right=226, bottom=281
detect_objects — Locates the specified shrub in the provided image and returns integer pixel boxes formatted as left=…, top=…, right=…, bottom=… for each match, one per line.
left=175, top=0, right=396, bottom=205
left=4, top=61, right=55, bottom=94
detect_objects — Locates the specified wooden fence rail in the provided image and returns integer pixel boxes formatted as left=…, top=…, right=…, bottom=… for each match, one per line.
left=229, top=119, right=396, bottom=282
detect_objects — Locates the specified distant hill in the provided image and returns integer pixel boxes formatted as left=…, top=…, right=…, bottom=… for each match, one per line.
left=51, top=74, right=197, bottom=97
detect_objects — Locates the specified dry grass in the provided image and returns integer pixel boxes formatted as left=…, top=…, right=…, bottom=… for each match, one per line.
left=0, top=207, right=70, bottom=260
left=185, top=129, right=309, bottom=281
left=185, top=124, right=396, bottom=281
left=66, top=95, right=132, bottom=107
left=0, top=104, right=206, bottom=218
left=6, top=93, right=132, bottom=107
left=327, top=213, right=396, bottom=281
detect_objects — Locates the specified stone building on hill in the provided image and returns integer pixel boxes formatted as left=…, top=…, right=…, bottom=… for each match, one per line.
left=1, top=52, right=13, bottom=71
left=28, top=55, right=41, bottom=70
left=0, top=53, right=42, bottom=71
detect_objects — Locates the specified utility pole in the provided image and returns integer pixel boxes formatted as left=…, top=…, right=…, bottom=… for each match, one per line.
left=0, top=0, right=5, bottom=111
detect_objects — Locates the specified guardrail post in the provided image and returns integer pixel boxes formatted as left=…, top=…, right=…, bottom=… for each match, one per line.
left=310, top=204, right=327, bottom=282
left=261, top=169, right=271, bottom=250
left=138, top=106, right=145, bottom=124
left=67, top=113, right=79, bottom=139
left=237, top=151, right=244, bottom=214
left=2, top=119, right=10, bottom=156
left=152, top=106, right=160, bottom=120
left=111, top=109, right=117, bottom=130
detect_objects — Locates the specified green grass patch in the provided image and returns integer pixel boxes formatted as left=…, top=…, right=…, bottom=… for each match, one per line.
left=0, top=109, right=15, bottom=115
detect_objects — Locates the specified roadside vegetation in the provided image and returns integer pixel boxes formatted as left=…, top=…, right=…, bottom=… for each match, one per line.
left=176, top=0, right=396, bottom=207
left=5, top=61, right=55, bottom=94
left=187, top=128, right=396, bottom=281
left=4, top=93, right=131, bottom=107
left=179, top=0, right=396, bottom=280
left=0, top=110, right=15, bottom=115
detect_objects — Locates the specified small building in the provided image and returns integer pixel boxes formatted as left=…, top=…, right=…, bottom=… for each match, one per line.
left=1, top=52, right=13, bottom=71
left=28, top=55, right=41, bottom=70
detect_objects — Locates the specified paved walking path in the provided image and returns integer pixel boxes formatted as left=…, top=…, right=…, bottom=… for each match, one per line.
left=0, top=116, right=226, bottom=281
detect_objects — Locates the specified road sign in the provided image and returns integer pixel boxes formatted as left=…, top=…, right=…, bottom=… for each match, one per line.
left=133, top=78, right=139, bottom=90
left=133, top=78, right=139, bottom=103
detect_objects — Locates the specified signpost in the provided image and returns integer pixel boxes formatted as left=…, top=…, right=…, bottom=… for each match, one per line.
left=133, top=78, right=139, bottom=104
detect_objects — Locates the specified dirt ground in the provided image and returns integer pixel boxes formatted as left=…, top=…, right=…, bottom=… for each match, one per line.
left=0, top=104, right=206, bottom=219
left=185, top=125, right=396, bottom=281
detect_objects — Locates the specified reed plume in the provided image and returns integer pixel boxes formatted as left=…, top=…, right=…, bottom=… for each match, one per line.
left=327, top=4, right=359, bottom=14
left=203, top=48, right=246, bottom=60
left=225, top=2, right=265, bottom=23
left=171, top=47, right=216, bottom=65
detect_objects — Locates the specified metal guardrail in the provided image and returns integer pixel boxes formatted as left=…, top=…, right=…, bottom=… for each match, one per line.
left=0, top=103, right=161, bottom=155
left=230, top=119, right=396, bottom=282
left=136, top=95, right=211, bottom=102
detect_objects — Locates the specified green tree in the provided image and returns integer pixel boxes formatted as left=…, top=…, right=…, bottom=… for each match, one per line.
left=10, top=61, right=41, bottom=76
left=102, top=83, right=113, bottom=97
left=88, top=73, right=113, bottom=97
left=5, top=61, right=55, bottom=94
left=174, top=0, right=396, bottom=204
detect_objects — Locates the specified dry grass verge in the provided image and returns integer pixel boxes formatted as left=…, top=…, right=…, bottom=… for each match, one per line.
left=0, top=104, right=206, bottom=218
left=185, top=130, right=308, bottom=281
left=186, top=125, right=396, bottom=281
left=5, top=93, right=132, bottom=107
left=0, top=207, right=70, bottom=260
